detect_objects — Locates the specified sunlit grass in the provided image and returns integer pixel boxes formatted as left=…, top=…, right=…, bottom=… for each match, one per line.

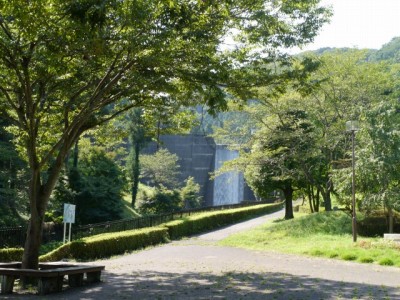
left=219, top=210, right=400, bottom=267
left=120, top=193, right=141, bottom=218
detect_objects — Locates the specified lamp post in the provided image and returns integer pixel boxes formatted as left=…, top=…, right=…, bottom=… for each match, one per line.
left=346, top=120, right=359, bottom=242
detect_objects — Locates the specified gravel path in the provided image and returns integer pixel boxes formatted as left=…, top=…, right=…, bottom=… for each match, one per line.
left=4, top=210, right=400, bottom=299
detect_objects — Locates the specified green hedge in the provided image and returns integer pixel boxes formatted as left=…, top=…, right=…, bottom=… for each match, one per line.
left=40, top=243, right=71, bottom=262
left=40, top=226, right=169, bottom=261
left=35, top=202, right=282, bottom=261
left=70, top=226, right=169, bottom=260
left=0, top=248, right=23, bottom=262
left=165, top=202, right=283, bottom=240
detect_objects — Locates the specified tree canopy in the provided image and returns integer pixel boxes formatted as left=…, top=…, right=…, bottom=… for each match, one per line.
left=0, top=0, right=330, bottom=269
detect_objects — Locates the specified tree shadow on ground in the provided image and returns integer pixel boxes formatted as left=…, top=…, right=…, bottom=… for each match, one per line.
left=3, top=269, right=398, bottom=299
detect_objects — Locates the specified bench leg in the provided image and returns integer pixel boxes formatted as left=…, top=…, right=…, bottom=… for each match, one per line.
left=68, top=273, right=84, bottom=287
left=1, top=275, right=15, bottom=294
left=86, top=271, right=101, bottom=283
left=37, top=276, right=64, bottom=295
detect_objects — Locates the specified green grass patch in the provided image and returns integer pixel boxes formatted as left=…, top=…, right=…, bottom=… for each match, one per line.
left=358, top=256, right=374, bottom=263
left=120, top=193, right=142, bottom=219
left=219, top=211, right=400, bottom=267
left=340, top=252, right=357, bottom=261
left=378, top=258, right=395, bottom=266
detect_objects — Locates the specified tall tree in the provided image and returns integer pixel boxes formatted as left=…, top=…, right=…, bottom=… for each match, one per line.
left=0, top=0, right=330, bottom=269
left=244, top=107, right=317, bottom=219
left=127, top=108, right=148, bottom=207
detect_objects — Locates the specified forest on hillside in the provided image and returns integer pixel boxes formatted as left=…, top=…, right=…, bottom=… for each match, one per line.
left=1, top=33, right=400, bottom=227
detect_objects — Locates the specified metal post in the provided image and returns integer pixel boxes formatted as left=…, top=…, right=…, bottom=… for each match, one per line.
left=63, top=222, right=67, bottom=244
left=351, top=130, right=357, bottom=242
left=69, top=222, right=72, bottom=242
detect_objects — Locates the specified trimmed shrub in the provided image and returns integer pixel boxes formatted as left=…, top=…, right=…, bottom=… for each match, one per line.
left=0, top=248, right=23, bottom=262
left=70, top=226, right=169, bottom=260
left=39, top=226, right=169, bottom=261
left=164, top=202, right=283, bottom=240
left=37, top=202, right=282, bottom=261
left=40, top=243, right=71, bottom=262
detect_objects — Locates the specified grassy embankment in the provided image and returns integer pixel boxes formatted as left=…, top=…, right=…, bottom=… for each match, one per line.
left=120, top=194, right=141, bottom=219
left=219, top=210, right=400, bottom=267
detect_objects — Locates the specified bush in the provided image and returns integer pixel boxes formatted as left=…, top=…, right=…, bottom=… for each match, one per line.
left=39, top=227, right=169, bottom=261
left=54, top=149, right=126, bottom=225
left=164, top=202, right=283, bottom=240
left=71, top=226, right=169, bottom=260
left=181, top=177, right=202, bottom=209
left=0, top=248, right=23, bottom=262
left=136, top=186, right=182, bottom=215
left=38, top=202, right=283, bottom=261
left=40, top=243, right=71, bottom=262
left=358, top=210, right=400, bottom=237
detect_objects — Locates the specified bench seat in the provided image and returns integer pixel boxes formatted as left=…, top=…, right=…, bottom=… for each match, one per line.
left=0, top=263, right=104, bottom=295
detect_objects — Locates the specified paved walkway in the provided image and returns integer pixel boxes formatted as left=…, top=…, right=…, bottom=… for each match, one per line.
left=4, top=210, right=400, bottom=299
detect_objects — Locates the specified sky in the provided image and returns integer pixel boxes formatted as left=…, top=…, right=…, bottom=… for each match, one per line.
left=299, top=0, right=400, bottom=52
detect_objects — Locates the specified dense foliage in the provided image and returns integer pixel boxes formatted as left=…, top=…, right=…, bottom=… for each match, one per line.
left=136, top=150, right=203, bottom=214
left=0, top=0, right=330, bottom=267
left=214, top=47, right=400, bottom=223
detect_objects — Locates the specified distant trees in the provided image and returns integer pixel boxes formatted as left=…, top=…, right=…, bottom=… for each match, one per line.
left=369, top=36, right=400, bottom=62
left=140, top=149, right=180, bottom=189
left=214, top=49, right=400, bottom=219
left=0, top=119, right=28, bottom=226
left=136, top=149, right=202, bottom=214
left=53, top=146, right=125, bottom=225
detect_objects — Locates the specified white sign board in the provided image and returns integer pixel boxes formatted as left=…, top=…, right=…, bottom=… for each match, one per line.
left=63, top=203, right=76, bottom=224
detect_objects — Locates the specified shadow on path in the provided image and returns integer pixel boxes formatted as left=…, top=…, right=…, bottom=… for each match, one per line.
left=4, top=269, right=398, bottom=299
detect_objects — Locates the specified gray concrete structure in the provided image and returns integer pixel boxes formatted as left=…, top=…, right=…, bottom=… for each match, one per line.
left=143, top=134, right=255, bottom=206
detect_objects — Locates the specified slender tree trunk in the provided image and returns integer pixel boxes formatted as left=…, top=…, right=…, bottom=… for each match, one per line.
left=307, top=185, right=314, bottom=213
left=282, top=185, right=294, bottom=219
left=388, top=207, right=394, bottom=233
left=314, top=189, right=320, bottom=212
left=156, top=119, right=161, bottom=150
left=324, top=177, right=332, bottom=211
left=131, top=141, right=140, bottom=207
left=73, top=140, right=79, bottom=169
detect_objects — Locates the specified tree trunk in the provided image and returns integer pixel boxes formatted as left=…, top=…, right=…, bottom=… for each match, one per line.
left=131, top=141, right=140, bottom=207
left=307, top=185, right=314, bottom=213
left=324, top=177, right=332, bottom=211
left=388, top=207, right=394, bottom=233
left=314, top=189, right=320, bottom=213
left=282, top=185, right=294, bottom=219
left=73, top=140, right=79, bottom=169
left=21, top=169, right=47, bottom=283
left=22, top=141, right=70, bottom=271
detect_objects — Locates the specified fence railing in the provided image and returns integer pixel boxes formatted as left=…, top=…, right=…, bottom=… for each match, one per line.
left=0, top=226, right=26, bottom=248
left=0, top=200, right=276, bottom=248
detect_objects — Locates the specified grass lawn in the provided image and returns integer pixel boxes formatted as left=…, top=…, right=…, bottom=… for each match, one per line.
left=219, top=210, right=400, bottom=267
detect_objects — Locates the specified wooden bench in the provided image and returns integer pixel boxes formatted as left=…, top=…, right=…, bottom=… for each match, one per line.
left=0, top=262, right=105, bottom=295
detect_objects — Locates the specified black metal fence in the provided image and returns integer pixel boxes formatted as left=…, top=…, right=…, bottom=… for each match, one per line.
left=0, top=200, right=275, bottom=248
left=0, top=226, right=25, bottom=248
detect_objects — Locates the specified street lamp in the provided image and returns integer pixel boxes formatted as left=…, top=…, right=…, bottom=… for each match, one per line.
left=346, top=120, right=359, bottom=242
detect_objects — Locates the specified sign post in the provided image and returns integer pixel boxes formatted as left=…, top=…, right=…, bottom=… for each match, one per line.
left=63, top=203, right=76, bottom=243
